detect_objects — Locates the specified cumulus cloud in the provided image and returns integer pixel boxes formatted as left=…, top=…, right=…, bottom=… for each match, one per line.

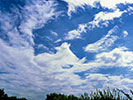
left=84, top=26, right=119, bottom=52
left=65, top=24, right=87, bottom=40
left=62, top=0, right=133, bottom=16
left=99, top=0, right=133, bottom=9
left=0, top=35, right=85, bottom=99
left=1, top=37, right=133, bottom=100
left=0, top=39, right=77, bottom=99
left=95, top=46, right=133, bottom=67
left=35, top=43, right=79, bottom=73
left=69, top=46, right=133, bottom=73
left=33, top=43, right=133, bottom=97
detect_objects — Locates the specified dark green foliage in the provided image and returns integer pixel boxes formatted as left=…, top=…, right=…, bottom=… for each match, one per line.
left=46, top=88, right=133, bottom=100
left=0, top=89, right=27, bottom=100
left=46, top=93, right=79, bottom=100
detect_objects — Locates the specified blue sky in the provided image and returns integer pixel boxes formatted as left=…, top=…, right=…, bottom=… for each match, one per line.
left=0, top=0, right=133, bottom=100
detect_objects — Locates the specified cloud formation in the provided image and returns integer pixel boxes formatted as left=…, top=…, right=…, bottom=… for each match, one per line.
left=19, top=0, right=59, bottom=44
left=64, top=9, right=125, bottom=40
left=84, top=26, right=119, bottom=52
left=65, top=24, right=87, bottom=40
left=62, top=0, right=133, bottom=16
left=0, top=0, right=133, bottom=100
left=90, top=9, right=124, bottom=27
left=63, top=0, right=133, bottom=40
left=95, top=47, right=133, bottom=67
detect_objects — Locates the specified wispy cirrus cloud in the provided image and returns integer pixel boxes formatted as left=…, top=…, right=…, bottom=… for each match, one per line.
left=84, top=26, right=119, bottom=52
left=19, top=0, right=60, bottom=44
left=0, top=0, right=59, bottom=46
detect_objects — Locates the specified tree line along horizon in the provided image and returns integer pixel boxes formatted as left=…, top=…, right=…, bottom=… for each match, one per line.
left=0, top=88, right=133, bottom=100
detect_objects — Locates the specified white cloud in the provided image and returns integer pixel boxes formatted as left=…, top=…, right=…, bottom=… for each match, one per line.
left=104, top=75, right=133, bottom=90
left=70, top=73, right=133, bottom=93
left=84, top=26, right=119, bottom=52
left=62, top=0, right=133, bottom=16
left=65, top=24, right=87, bottom=40
left=100, top=0, right=133, bottom=9
left=34, top=42, right=133, bottom=97
left=127, top=6, right=133, bottom=15
left=0, top=0, right=59, bottom=46
left=35, top=42, right=80, bottom=73
left=123, top=30, right=128, bottom=37
left=64, top=9, right=125, bottom=40
left=65, top=30, right=81, bottom=40
left=0, top=12, right=30, bottom=47
left=68, top=46, right=133, bottom=73
left=91, top=9, right=124, bottom=27
left=85, top=74, right=133, bottom=90
left=0, top=1, right=67, bottom=99
left=61, top=0, right=98, bottom=16
left=95, top=47, right=133, bottom=67
left=95, top=10, right=123, bottom=20
left=0, top=12, right=14, bottom=32
left=0, top=40, right=84, bottom=100
left=62, top=0, right=133, bottom=41
left=19, top=0, right=59, bottom=44
left=0, top=0, right=133, bottom=100
left=0, top=37, right=133, bottom=100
